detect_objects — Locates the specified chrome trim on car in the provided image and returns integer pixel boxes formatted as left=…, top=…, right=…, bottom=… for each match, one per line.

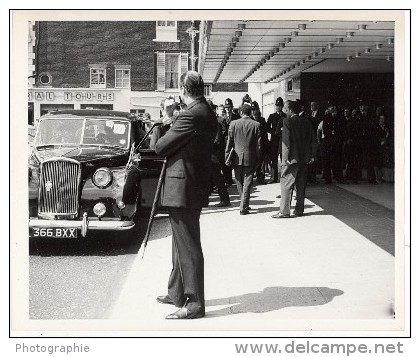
left=38, top=157, right=81, bottom=218
left=29, top=217, right=135, bottom=237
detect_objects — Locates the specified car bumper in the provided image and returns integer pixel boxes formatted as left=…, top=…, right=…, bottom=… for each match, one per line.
left=29, top=212, right=134, bottom=237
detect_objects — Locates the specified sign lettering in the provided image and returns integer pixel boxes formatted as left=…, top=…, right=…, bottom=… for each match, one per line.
left=29, top=91, right=115, bottom=102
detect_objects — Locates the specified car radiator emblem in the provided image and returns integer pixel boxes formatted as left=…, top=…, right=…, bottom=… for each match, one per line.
left=45, top=180, right=53, bottom=192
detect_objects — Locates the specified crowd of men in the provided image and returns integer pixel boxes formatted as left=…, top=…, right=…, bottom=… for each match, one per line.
left=142, top=93, right=394, bottom=215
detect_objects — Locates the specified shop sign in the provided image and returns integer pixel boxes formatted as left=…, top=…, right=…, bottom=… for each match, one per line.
left=28, top=91, right=55, bottom=101
left=28, top=91, right=114, bottom=102
left=64, top=92, right=114, bottom=101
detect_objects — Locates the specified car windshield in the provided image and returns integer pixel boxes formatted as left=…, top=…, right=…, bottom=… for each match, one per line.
left=34, top=118, right=131, bottom=149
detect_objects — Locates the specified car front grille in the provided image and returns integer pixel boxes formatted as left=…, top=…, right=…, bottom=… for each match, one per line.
left=38, top=158, right=81, bottom=217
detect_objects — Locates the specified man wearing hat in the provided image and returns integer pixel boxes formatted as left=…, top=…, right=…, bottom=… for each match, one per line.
left=220, top=98, right=240, bottom=186
left=266, top=97, right=286, bottom=183
left=251, top=101, right=268, bottom=184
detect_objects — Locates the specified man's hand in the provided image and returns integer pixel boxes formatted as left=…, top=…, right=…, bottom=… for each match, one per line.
left=307, top=158, right=315, bottom=165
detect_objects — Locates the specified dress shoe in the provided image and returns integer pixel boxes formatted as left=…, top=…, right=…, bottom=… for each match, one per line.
left=293, top=211, right=304, bottom=217
left=156, top=295, right=175, bottom=305
left=240, top=209, right=250, bottom=215
left=215, top=201, right=231, bottom=207
left=165, top=307, right=205, bottom=320
left=276, top=194, right=281, bottom=198
left=271, top=213, right=291, bottom=219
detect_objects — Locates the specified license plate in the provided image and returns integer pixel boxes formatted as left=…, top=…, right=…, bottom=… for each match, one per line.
left=29, top=227, right=78, bottom=238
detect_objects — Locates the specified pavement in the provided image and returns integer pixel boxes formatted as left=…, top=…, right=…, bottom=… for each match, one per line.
left=109, top=180, right=398, bottom=335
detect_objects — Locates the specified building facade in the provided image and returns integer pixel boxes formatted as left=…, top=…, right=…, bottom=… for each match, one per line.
left=28, top=21, right=248, bottom=125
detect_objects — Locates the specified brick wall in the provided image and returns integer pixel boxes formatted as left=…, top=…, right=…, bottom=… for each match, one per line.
left=37, top=21, right=156, bottom=90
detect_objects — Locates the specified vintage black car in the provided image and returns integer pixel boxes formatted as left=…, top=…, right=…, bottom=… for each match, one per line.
left=28, top=109, right=163, bottom=240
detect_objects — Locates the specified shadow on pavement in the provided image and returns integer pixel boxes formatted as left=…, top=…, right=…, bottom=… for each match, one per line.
left=205, top=286, right=344, bottom=317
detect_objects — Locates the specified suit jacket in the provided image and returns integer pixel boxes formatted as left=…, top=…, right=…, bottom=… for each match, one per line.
left=282, top=113, right=317, bottom=165
left=225, top=115, right=261, bottom=167
left=155, top=97, right=218, bottom=209
left=211, top=116, right=225, bottom=164
left=310, top=110, right=323, bottom=132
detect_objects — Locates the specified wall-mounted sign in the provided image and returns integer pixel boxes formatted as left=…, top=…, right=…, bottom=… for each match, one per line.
left=28, top=91, right=115, bottom=102
left=64, top=92, right=114, bottom=101
left=28, top=92, right=55, bottom=101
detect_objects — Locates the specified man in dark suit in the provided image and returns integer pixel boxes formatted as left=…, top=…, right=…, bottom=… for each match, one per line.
left=308, top=101, right=323, bottom=183
left=225, top=103, right=261, bottom=215
left=266, top=97, right=286, bottom=183
left=220, top=98, right=241, bottom=186
left=208, top=100, right=230, bottom=207
left=250, top=101, right=268, bottom=184
left=155, top=71, right=217, bottom=319
left=272, top=100, right=317, bottom=218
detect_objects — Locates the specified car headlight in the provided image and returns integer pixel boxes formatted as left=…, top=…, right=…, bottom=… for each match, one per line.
left=92, top=168, right=113, bottom=188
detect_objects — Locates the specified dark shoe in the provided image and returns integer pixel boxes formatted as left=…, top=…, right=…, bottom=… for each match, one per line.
left=271, top=213, right=291, bottom=219
left=240, top=209, right=250, bottom=215
left=165, top=307, right=205, bottom=320
left=215, top=201, right=231, bottom=207
left=276, top=194, right=281, bottom=198
left=293, top=211, right=304, bottom=217
left=156, top=295, right=175, bottom=305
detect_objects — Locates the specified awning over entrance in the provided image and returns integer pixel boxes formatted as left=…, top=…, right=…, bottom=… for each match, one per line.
left=199, top=20, right=394, bottom=85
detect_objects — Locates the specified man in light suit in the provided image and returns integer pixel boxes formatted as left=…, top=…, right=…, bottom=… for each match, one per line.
left=225, top=103, right=261, bottom=215
left=272, top=100, right=317, bottom=218
left=155, top=71, right=217, bottom=319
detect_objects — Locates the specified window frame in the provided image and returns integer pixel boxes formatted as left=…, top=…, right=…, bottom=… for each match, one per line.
left=165, top=53, right=180, bottom=91
left=204, top=84, right=212, bottom=97
left=154, top=20, right=179, bottom=42
left=115, top=67, right=131, bottom=89
left=90, top=68, right=106, bottom=89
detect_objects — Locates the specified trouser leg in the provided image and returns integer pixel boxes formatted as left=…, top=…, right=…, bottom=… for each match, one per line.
left=233, top=166, right=245, bottom=210
left=294, top=164, right=308, bottom=214
left=167, top=207, right=204, bottom=312
left=212, top=163, right=230, bottom=203
left=242, top=166, right=255, bottom=210
left=168, top=225, right=186, bottom=307
left=270, top=145, right=279, bottom=182
left=221, top=163, right=233, bottom=185
left=279, top=164, right=298, bottom=215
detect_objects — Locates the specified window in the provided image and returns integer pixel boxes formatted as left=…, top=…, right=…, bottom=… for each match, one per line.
left=165, top=54, right=179, bottom=90
left=90, top=68, right=106, bottom=88
left=154, top=21, right=178, bottom=42
left=204, top=84, right=212, bottom=97
left=130, top=109, right=145, bottom=118
left=115, top=68, right=131, bottom=88
left=156, top=52, right=188, bottom=91
left=157, top=21, right=176, bottom=27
